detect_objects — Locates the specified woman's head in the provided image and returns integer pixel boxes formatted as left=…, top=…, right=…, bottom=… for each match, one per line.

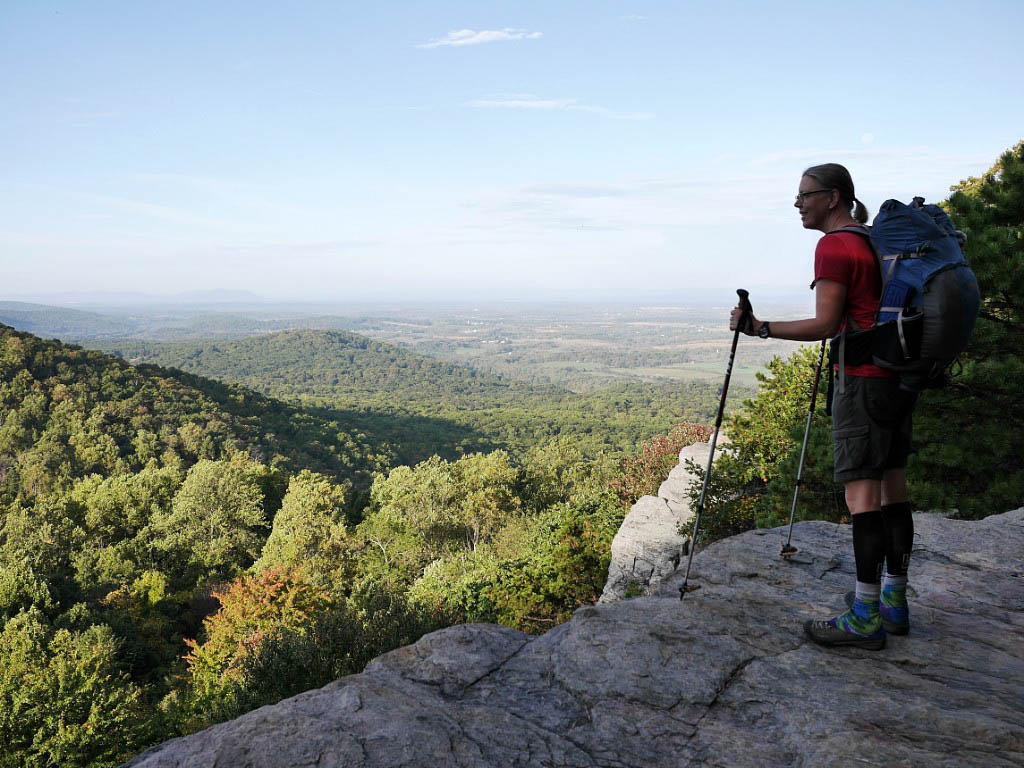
left=798, top=163, right=868, bottom=225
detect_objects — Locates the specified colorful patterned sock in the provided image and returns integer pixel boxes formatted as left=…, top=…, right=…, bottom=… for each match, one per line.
left=834, top=581, right=882, bottom=636
left=881, top=573, right=909, bottom=625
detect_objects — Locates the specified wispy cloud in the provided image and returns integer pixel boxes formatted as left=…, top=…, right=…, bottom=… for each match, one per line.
left=468, top=94, right=654, bottom=121
left=621, top=14, right=647, bottom=21
left=418, top=28, right=542, bottom=49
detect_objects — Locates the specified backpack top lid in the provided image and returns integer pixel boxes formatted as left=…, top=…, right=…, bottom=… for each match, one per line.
left=871, top=198, right=967, bottom=279
left=910, top=196, right=959, bottom=236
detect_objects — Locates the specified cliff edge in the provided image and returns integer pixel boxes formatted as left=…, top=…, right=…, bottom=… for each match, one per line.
left=124, top=507, right=1024, bottom=767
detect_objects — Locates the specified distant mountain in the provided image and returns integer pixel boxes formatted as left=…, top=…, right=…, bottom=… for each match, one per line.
left=0, top=301, right=137, bottom=339
left=0, top=300, right=364, bottom=342
left=9, top=289, right=267, bottom=307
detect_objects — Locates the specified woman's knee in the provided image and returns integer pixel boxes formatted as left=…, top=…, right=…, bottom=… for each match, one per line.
left=845, top=479, right=882, bottom=515
left=881, top=468, right=908, bottom=506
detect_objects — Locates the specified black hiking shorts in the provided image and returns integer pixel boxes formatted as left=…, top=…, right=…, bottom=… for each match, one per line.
left=832, top=374, right=917, bottom=484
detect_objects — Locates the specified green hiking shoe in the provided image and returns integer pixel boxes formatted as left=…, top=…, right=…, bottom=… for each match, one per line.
left=804, top=609, right=886, bottom=651
left=844, top=590, right=909, bottom=636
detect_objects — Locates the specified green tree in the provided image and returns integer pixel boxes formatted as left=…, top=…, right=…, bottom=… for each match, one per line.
left=357, top=451, right=522, bottom=585
left=450, top=450, right=522, bottom=550
left=913, top=141, right=1024, bottom=516
left=255, top=470, right=352, bottom=584
left=70, top=463, right=183, bottom=594
left=98, top=570, right=181, bottom=685
left=0, top=609, right=151, bottom=768
left=519, top=436, right=617, bottom=511
left=407, top=484, right=624, bottom=634
left=152, top=459, right=267, bottom=586
left=480, top=487, right=625, bottom=633
left=0, top=496, right=85, bottom=609
left=0, top=561, right=56, bottom=621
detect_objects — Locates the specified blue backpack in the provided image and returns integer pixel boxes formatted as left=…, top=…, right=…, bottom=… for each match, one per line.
left=836, top=197, right=981, bottom=391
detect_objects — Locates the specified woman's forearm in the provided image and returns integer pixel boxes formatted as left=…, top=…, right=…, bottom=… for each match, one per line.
left=759, top=316, right=839, bottom=341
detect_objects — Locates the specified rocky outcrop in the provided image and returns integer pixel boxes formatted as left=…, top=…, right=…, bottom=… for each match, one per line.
left=600, top=438, right=719, bottom=602
left=124, top=508, right=1024, bottom=768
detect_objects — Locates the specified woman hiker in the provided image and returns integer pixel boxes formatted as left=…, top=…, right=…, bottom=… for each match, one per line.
left=729, top=163, right=916, bottom=651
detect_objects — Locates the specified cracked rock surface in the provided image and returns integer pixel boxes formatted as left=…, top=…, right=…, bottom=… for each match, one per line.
left=123, top=508, right=1024, bottom=768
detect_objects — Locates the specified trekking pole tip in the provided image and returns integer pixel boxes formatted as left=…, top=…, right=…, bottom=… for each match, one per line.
left=780, top=545, right=798, bottom=559
left=678, top=583, right=701, bottom=599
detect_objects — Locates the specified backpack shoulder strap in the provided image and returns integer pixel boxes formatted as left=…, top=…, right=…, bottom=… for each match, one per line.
left=830, top=224, right=903, bottom=323
left=831, top=224, right=871, bottom=236
left=828, top=224, right=885, bottom=273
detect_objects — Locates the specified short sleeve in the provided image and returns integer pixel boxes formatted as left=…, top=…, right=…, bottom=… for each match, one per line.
left=814, top=235, right=853, bottom=288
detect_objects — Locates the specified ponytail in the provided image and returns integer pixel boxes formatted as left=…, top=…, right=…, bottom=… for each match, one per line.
left=852, top=197, right=868, bottom=224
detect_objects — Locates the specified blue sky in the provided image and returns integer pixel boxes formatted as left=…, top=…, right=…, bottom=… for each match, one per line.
left=2, top=0, right=1022, bottom=305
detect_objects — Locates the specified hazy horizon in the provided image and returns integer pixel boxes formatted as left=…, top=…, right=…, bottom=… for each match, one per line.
left=2, top=286, right=818, bottom=309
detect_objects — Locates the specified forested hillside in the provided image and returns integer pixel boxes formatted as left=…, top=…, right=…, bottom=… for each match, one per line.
left=0, top=322, right=709, bottom=767
left=0, top=325, right=396, bottom=499
left=95, top=328, right=725, bottom=459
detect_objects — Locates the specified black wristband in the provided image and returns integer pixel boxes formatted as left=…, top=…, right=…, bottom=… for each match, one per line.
left=758, top=321, right=771, bottom=339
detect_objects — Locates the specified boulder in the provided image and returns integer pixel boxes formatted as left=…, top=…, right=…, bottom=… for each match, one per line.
left=598, top=494, right=691, bottom=603
left=657, top=439, right=716, bottom=506
left=601, top=438, right=726, bottom=602
left=124, top=508, right=1024, bottom=768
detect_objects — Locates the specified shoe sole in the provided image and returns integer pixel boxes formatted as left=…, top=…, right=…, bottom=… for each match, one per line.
left=843, top=591, right=909, bottom=636
left=803, top=620, right=886, bottom=650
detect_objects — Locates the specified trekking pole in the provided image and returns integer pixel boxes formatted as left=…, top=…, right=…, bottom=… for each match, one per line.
left=680, top=288, right=752, bottom=599
left=780, top=338, right=827, bottom=559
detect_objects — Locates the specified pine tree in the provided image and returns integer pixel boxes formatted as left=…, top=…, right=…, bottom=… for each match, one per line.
left=912, top=141, right=1024, bottom=515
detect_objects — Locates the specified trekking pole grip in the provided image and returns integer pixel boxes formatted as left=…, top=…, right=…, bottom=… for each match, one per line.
left=737, top=288, right=751, bottom=312
left=736, top=289, right=753, bottom=333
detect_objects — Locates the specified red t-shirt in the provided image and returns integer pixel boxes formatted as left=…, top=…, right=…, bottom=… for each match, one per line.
left=813, top=231, right=893, bottom=378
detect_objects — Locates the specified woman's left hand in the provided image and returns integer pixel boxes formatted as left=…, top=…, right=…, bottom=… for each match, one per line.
left=730, top=306, right=757, bottom=335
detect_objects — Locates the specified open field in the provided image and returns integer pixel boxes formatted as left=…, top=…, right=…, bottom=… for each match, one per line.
left=328, top=303, right=810, bottom=391
left=609, top=362, right=767, bottom=388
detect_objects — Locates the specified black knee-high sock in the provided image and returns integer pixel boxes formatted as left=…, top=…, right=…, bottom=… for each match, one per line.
left=882, top=501, right=914, bottom=577
left=852, top=510, right=886, bottom=585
